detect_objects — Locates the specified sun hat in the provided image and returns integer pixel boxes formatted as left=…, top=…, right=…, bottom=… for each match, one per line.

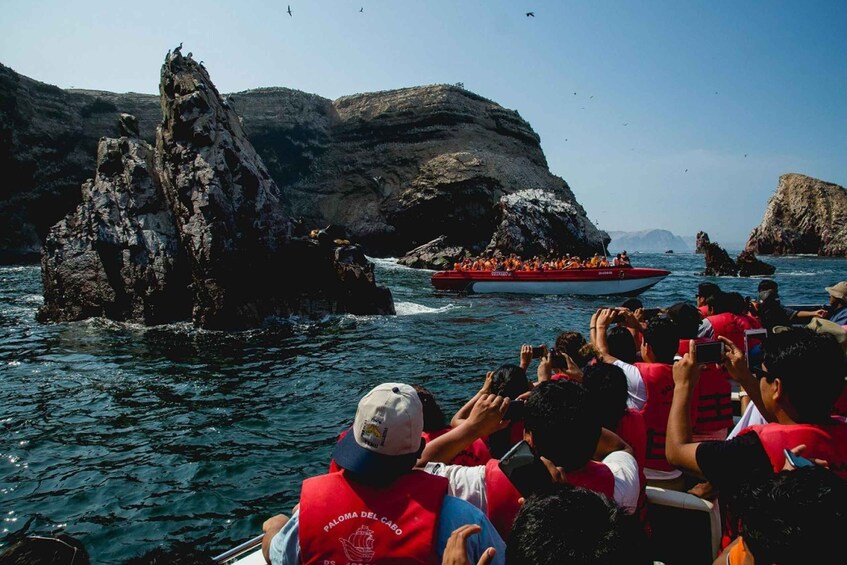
left=825, top=281, right=847, bottom=300
left=805, top=317, right=847, bottom=355
left=332, top=383, right=424, bottom=476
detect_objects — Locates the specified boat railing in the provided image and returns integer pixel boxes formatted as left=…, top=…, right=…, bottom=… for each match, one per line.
left=212, top=533, right=263, bottom=564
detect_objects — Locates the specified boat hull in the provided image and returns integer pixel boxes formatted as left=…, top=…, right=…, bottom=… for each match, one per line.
left=431, top=268, right=670, bottom=296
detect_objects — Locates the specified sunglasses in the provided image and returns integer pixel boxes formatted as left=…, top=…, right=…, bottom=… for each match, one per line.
left=26, top=536, right=79, bottom=564
left=751, top=366, right=775, bottom=382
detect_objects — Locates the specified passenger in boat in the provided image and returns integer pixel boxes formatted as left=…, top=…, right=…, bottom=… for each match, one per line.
left=619, top=251, right=632, bottom=267
left=753, top=279, right=827, bottom=330
left=704, top=292, right=748, bottom=351
left=414, top=384, right=493, bottom=467
left=825, top=281, right=847, bottom=326
left=418, top=380, right=641, bottom=542
left=666, top=328, right=847, bottom=548
left=716, top=466, right=847, bottom=565
left=506, top=487, right=653, bottom=565
left=593, top=310, right=686, bottom=490
left=696, top=282, right=721, bottom=318
left=451, top=365, right=531, bottom=460
left=263, top=383, right=505, bottom=565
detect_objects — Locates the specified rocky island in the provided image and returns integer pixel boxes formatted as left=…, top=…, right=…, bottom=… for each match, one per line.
left=37, top=49, right=394, bottom=329
left=745, top=173, right=847, bottom=256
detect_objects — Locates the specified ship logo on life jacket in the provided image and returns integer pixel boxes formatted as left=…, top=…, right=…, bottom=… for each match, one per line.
left=339, top=525, right=375, bottom=562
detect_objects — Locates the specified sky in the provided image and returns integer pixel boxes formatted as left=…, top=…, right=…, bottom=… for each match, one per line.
left=1, top=0, right=845, bottom=247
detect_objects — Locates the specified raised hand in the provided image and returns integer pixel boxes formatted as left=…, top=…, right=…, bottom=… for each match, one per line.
left=466, top=393, right=510, bottom=435
left=519, top=344, right=533, bottom=370
left=717, top=336, right=750, bottom=382
left=442, top=524, right=496, bottom=565
left=672, top=339, right=701, bottom=387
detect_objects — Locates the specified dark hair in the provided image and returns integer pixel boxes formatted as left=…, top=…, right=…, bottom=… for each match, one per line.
left=620, top=298, right=643, bottom=311
left=757, top=290, right=792, bottom=331
left=524, top=380, right=600, bottom=471
left=605, top=326, right=637, bottom=364
left=0, top=534, right=90, bottom=565
left=726, top=291, right=748, bottom=315
left=490, top=364, right=531, bottom=399
left=554, top=331, right=593, bottom=368
left=412, top=384, right=446, bottom=431
left=581, top=363, right=628, bottom=431
left=641, top=317, right=680, bottom=364
left=762, top=327, right=846, bottom=422
left=733, top=467, right=847, bottom=564
left=697, top=282, right=721, bottom=300
left=665, top=302, right=701, bottom=339
left=758, top=279, right=778, bottom=293
left=507, top=486, right=652, bottom=565
left=123, top=543, right=217, bottom=564
left=704, top=291, right=732, bottom=314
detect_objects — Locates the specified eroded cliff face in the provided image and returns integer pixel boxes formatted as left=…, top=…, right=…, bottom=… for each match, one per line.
left=745, top=174, right=847, bottom=256
left=1, top=63, right=602, bottom=262
left=38, top=50, right=394, bottom=329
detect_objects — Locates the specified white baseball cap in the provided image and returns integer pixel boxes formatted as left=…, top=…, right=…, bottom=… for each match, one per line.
left=332, top=383, right=424, bottom=476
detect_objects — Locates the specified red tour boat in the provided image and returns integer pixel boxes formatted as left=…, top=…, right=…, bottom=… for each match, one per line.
left=431, top=267, right=671, bottom=296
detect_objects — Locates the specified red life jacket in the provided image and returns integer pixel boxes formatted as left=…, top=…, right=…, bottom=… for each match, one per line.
left=707, top=312, right=746, bottom=351
left=635, top=362, right=675, bottom=472
left=677, top=339, right=733, bottom=434
left=698, top=305, right=710, bottom=318
left=484, top=458, right=615, bottom=541
left=740, top=420, right=847, bottom=480
left=617, top=408, right=647, bottom=471
left=421, top=428, right=493, bottom=467
left=299, top=470, right=447, bottom=565
left=737, top=313, right=762, bottom=332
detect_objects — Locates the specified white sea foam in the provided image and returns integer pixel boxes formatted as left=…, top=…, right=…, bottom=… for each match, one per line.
left=394, top=301, right=455, bottom=316
left=368, top=257, right=435, bottom=272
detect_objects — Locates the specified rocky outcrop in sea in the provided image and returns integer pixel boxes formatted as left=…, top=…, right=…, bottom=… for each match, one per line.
left=702, top=240, right=775, bottom=278
left=695, top=231, right=710, bottom=254
left=745, top=173, right=847, bottom=256
left=38, top=49, right=394, bottom=329
left=1, top=61, right=604, bottom=263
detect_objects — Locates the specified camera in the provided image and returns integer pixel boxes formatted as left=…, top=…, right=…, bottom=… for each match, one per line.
left=694, top=341, right=724, bottom=364
left=531, top=345, right=546, bottom=358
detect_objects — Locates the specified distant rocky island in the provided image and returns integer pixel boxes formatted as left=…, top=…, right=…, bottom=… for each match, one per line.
left=0, top=60, right=606, bottom=266
left=607, top=229, right=690, bottom=253
left=745, top=173, right=847, bottom=256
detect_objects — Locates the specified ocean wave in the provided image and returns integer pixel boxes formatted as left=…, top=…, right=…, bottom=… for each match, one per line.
left=394, top=302, right=456, bottom=316
left=368, top=257, right=434, bottom=272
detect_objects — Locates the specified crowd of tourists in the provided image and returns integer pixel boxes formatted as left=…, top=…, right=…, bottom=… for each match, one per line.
left=8, top=278, right=847, bottom=564
left=453, top=251, right=632, bottom=272
left=256, top=277, right=847, bottom=564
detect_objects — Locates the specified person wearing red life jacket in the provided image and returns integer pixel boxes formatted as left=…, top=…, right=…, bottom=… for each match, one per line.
left=666, top=328, right=847, bottom=550
left=262, top=383, right=505, bottom=565
left=417, top=380, right=640, bottom=542
left=704, top=291, right=749, bottom=351
left=715, top=466, right=847, bottom=565
left=696, top=282, right=721, bottom=319
left=451, top=364, right=531, bottom=460
left=414, top=385, right=492, bottom=467
left=594, top=309, right=685, bottom=490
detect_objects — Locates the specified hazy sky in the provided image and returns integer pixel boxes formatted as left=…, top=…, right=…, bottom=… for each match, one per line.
left=2, top=1, right=845, bottom=246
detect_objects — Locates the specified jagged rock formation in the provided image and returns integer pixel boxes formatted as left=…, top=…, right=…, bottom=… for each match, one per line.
left=38, top=51, right=394, bottom=329
left=745, top=174, right=847, bottom=256
left=607, top=229, right=690, bottom=253
left=37, top=132, right=190, bottom=324
left=485, top=189, right=607, bottom=258
left=736, top=250, right=775, bottom=277
left=703, top=242, right=738, bottom=276
left=695, top=231, right=710, bottom=254
left=1, top=62, right=604, bottom=263
left=398, top=236, right=468, bottom=270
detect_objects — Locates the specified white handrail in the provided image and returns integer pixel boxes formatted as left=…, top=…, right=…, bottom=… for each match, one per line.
left=213, top=533, right=264, bottom=564
left=646, top=486, right=721, bottom=560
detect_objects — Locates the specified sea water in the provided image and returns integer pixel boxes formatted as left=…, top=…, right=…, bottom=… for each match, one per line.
left=0, top=253, right=844, bottom=562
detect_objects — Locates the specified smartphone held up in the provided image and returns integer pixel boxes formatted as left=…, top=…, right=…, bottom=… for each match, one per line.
left=694, top=340, right=724, bottom=365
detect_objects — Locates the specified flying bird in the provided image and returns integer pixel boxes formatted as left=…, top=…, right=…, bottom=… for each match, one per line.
left=359, top=7, right=363, bottom=12
left=287, top=5, right=292, bottom=16
left=623, top=123, right=628, bottom=126
left=744, top=154, right=748, bottom=158
left=685, top=169, right=688, bottom=172
left=526, top=12, right=535, bottom=17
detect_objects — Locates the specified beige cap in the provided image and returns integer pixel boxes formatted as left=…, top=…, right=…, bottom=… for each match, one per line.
left=826, top=281, right=847, bottom=300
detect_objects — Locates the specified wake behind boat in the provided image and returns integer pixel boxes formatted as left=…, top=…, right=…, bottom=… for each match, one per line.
left=431, top=267, right=671, bottom=296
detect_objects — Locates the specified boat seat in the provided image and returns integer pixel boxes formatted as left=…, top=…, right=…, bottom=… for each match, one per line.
left=646, top=485, right=721, bottom=565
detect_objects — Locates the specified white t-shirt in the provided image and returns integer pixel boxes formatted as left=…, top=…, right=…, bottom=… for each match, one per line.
left=424, top=450, right=641, bottom=514
left=613, top=360, right=648, bottom=411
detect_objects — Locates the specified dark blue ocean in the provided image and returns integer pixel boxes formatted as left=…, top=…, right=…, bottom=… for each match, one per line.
left=1, top=253, right=844, bottom=563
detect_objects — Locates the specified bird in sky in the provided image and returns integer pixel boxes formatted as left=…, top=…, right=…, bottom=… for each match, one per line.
left=744, top=154, right=748, bottom=157
left=685, top=169, right=688, bottom=172
left=287, top=5, right=292, bottom=16
left=526, top=12, right=535, bottom=17
left=589, top=95, right=594, bottom=99
left=359, top=7, right=363, bottom=12
left=623, top=123, right=628, bottom=126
